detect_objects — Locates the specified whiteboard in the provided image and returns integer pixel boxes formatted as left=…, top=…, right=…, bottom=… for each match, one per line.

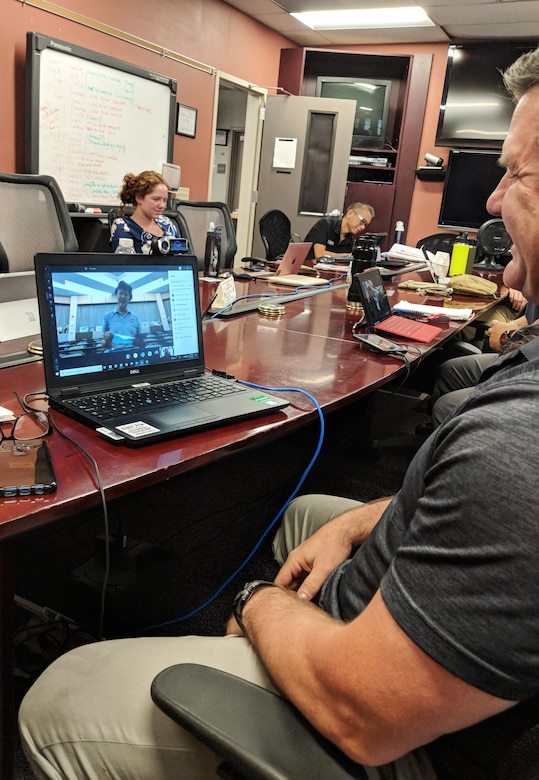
left=26, top=33, right=177, bottom=206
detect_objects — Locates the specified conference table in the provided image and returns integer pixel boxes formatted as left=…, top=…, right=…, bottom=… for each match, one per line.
left=0, top=268, right=501, bottom=775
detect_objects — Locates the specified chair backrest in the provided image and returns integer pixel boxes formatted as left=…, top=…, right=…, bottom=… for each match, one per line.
left=415, top=233, right=457, bottom=255
left=174, top=201, right=237, bottom=270
left=259, top=209, right=292, bottom=261
left=0, top=172, right=78, bottom=272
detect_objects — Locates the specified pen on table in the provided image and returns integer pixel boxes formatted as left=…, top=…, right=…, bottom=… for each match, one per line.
left=202, top=291, right=219, bottom=318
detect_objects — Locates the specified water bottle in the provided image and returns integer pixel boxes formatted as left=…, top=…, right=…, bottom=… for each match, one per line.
left=115, top=237, right=136, bottom=254
left=395, top=220, right=405, bottom=245
left=204, top=223, right=222, bottom=277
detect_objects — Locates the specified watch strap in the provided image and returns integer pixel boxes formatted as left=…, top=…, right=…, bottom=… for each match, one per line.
left=233, top=580, right=275, bottom=633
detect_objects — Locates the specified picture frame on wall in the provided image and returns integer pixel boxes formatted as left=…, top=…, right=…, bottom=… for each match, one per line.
left=176, top=104, right=197, bottom=138
left=215, top=129, right=228, bottom=146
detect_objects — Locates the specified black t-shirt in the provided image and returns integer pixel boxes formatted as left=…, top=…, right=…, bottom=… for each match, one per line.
left=304, top=216, right=354, bottom=259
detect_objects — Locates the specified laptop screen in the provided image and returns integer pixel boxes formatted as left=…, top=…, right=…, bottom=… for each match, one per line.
left=35, top=253, right=204, bottom=394
left=356, top=268, right=393, bottom=328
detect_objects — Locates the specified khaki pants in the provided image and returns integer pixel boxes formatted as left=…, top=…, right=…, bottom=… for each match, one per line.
left=19, top=495, right=437, bottom=780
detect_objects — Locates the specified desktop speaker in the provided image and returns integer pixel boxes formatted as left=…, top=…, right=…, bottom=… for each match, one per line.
left=476, top=219, right=513, bottom=270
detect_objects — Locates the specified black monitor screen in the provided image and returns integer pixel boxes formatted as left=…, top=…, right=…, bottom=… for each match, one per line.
left=436, top=42, right=535, bottom=148
left=317, top=77, right=391, bottom=149
left=438, top=150, right=504, bottom=232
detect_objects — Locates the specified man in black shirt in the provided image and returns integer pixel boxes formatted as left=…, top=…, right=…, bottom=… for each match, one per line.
left=305, top=201, right=374, bottom=260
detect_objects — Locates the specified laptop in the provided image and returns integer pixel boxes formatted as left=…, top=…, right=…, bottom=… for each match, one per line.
left=34, top=253, right=289, bottom=446
left=0, top=271, right=41, bottom=341
left=355, top=268, right=442, bottom=343
left=0, top=270, right=37, bottom=303
left=265, top=243, right=328, bottom=287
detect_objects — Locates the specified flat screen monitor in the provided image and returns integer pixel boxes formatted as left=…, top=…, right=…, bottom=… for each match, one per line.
left=436, top=42, right=535, bottom=149
left=316, top=76, right=391, bottom=149
left=438, top=150, right=504, bottom=232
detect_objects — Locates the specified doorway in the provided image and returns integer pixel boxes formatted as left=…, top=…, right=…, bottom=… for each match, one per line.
left=210, top=74, right=266, bottom=261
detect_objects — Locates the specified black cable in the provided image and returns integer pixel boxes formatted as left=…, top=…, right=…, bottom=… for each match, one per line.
left=18, top=392, right=110, bottom=640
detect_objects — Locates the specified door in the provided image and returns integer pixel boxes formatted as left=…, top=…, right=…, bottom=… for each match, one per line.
left=252, top=95, right=355, bottom=258
left=210, top=74, right=266, bottom=263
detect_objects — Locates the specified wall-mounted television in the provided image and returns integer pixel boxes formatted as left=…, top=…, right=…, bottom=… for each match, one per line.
left=438, top=149, right=505, bottom=232
left=436, top=42, right=536, bottom=149
left=316, top=76, right=392, bottom=149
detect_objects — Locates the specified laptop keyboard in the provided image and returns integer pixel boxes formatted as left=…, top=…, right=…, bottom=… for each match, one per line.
left=65, top=374, right=245, bottom=420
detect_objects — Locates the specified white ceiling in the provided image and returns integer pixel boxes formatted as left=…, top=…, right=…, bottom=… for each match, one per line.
left=223, top=0, right=539, bottom=46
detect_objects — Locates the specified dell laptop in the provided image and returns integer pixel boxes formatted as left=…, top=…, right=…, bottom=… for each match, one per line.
left=356, top=268, right=442, bottom=343
left=34, top=253, right=289, bottom=446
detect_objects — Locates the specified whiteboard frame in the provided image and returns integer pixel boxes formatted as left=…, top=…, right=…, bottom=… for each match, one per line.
left=26, top=31, right=177, bottom=207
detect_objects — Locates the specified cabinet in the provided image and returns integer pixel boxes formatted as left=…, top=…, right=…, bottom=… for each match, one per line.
left=278, top=48, right=432, bottom=249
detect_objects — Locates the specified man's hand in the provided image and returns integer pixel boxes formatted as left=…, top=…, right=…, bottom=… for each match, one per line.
left=275, top=499, right=391, bottom=601
left=274, top=523, right=352, bottom=601
left=486, top=316, right=526, bottom=352
left=508, top=289, right=527, bottom=311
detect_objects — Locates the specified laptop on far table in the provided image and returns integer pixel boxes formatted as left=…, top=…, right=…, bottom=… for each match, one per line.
left=0, top=271, right=40, bottom=341
left=265, top=243, right=328, bottom=287
left=34, top=253, right=289, bottom=446
left=356, top=268, right=442, bottom=344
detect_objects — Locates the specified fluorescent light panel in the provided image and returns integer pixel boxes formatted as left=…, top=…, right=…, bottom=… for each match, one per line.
left=291, top=7, right=435, bottom=30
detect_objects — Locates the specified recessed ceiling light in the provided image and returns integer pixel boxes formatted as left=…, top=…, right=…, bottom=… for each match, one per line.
left=291, top=7, right=435, bottom=30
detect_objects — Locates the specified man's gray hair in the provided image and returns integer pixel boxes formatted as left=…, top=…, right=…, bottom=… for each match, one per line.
left=503, top=47, right=539, bottom=102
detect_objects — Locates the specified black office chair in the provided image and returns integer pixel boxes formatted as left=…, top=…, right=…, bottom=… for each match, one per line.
left=415, top=232, right=457, bottom=256
left=151, top=663, right=361, bottom=779
left=152, top=663, right=539, bottom=780
left=107, top=208, right=193, bottom=253
left=259, top=209, right=292, bottom=261
left=174, top=201, right=237, bottom=270
left=0, top=172, right=78, bottom=272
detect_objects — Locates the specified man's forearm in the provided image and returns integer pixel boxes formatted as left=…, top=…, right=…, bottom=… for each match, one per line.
left=337, top=497, right=392, bottom=547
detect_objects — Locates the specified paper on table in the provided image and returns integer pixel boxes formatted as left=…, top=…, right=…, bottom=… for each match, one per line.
left=393, top=300, right=473, bottom=321
left=0, top=405, right=16, bottom=422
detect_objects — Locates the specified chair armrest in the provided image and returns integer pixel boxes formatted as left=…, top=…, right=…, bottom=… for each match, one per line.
left=151, top=663, right=362, bottom=780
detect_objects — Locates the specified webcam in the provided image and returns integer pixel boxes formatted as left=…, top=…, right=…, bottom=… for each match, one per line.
left=425, top=152, right=444, bottom=167
left=151, top=236, right=190, bottom=255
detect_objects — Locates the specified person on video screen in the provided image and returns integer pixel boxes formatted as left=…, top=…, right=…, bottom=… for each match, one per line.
left=101, top=281, right=144, bottom=350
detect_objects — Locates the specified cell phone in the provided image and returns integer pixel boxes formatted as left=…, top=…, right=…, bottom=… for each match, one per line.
left=0, top=440, right=57, bottom=497
left=353, top=333, right=408, bottom=355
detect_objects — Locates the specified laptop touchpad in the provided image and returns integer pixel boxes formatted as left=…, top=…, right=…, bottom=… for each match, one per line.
left=150, top=405, right=217, bottom=426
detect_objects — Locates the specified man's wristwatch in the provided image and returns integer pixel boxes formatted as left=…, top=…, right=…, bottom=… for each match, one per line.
left=232, top=580, right=275, bottom=633
left=499, top=329, right=514, bottom=349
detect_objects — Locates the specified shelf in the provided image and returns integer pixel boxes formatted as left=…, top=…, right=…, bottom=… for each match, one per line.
left=415, top=166, right=445, bottom=181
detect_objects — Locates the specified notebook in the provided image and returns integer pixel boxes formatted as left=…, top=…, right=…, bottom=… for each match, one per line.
left=355, top=268, right=442, bottom=343
left=266, top=243, right=328, bottom=287
left=34, top=253, right=289, bottom=446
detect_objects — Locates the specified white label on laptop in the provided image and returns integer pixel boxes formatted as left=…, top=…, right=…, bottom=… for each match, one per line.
left=211, top=275, right=236, bottom=311
left=115, top=421, right=161, bottom=437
